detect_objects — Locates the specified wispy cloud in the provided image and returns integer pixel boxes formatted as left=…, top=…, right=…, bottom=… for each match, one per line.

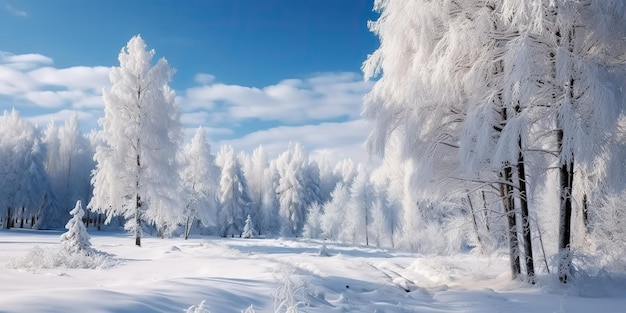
left=219, top=120, right=377, bottom=165
left=2, top=50, right=374, bottom=162
left=5, top=4, right=27, bottom=17
left=180, top=72, right=373, bottom=124
left=194, top=73, right=215, bottom=85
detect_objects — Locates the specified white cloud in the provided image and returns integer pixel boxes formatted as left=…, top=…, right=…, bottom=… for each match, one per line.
left=4, top=4, right=27, bottom=17
left=25, top=109, right=97, bottom=129
left=0, top=53, right=108, bottom=121
left=177, top=72, right=374, bottom=163
left=179, top=72, right=373, bottom=124
left=0, top=52, right=53, bottom=70
left=194, top=73, right=215, bottom=85
left=2, top=50, right=373, bottom=163
left=219, top=119, right=377, bottom=165
left=0, top=65, right=37, bottom=95
left=28, top=66, right=110, bottom=91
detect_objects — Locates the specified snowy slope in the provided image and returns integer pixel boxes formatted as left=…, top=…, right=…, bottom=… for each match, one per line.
left=1, top=229, right=625, bottom=313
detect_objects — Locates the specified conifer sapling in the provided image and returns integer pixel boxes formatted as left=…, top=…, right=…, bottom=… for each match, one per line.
left=60, top=200, right=92, bottom=254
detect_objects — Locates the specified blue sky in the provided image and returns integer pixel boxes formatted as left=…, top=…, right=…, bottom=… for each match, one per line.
left=0, top=0, right=379, bottom=163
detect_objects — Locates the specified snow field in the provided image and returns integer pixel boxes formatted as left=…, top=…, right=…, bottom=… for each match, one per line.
left=1, top=230, right=625, bottom=313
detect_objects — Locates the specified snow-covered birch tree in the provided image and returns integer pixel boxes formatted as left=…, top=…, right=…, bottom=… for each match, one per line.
left=89, top=35, right=182, bottom=246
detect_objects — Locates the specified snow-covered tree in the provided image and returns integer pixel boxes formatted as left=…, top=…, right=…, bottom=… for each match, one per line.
left=217, top=145, right=251, bottom=237
left=362, top=0, right=523, bottom=273
left=59, top=114, right=94, bottom=217
left=44, top=115, right=94, bottom=228
left=302, top=202, right=323, bottom=240
left=0, top=109, right=56, bottom=230
left=60, top=200, right=92, bottom=254
left=363, top=0, right=626, bottom=283
left=180, top=127, right=219, bottom=239
left=276, top=142, right=321, bottom=237
left=320, top=182, right=350, bottom=241
left=343, top=164, right=374, bottom=245
left=241, top=214, right=256, bottom=239
left=240, top=145, right=275, bottom=235
left=89, top=35, right=182, bottom=246
left=369, top=196, right=392, bottom=248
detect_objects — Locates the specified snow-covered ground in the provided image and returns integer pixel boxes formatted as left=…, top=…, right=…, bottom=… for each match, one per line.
left=1, top=229, right=625, bottom=313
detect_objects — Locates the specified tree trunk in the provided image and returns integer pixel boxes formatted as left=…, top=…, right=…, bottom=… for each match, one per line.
left=557, top=26, right=575, bottom=284
left=558, top=157, right=574, bottom=283
left=134, top=88, right=142, bottom=247
left=534, top=214, right=550, bottom=273
left=135, top=193, right=141, bottom=247
left=517, top=135, right=535, bottom=284
left=4, top=207, right=11, bottom=229
left=582, top=193, right=590, bottom=234
left=481, top=191, right=490, bottom=232
left=500, top=167, right=520, bottom=280
left=365, top=200, right=369, bottom=247
left=467, top=191, right=484, bottom=253
left=184, top=215, right=192, bottom=240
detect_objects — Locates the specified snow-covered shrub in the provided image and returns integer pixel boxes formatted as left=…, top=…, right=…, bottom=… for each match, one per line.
left=186, top=300, right=211, bottom=313
left=7, top=245, right=117, bottom=271
left=186, top=302, right=256, bottom=313
left=318, top=242, right=331, bottom=257
left=8, top=201, right=116, bottom=271
left=589, top=191, right=626, bottom=271
left=273, top=263, right=308, bottom=313
left=241, top=305, right=256, bottom=313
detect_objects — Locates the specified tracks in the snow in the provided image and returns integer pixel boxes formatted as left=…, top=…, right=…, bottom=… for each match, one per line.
left=368, top=262, right=418, bottom=293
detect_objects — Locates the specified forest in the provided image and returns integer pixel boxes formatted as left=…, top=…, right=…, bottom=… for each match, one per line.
left=1, top=0, right=625, bottom=290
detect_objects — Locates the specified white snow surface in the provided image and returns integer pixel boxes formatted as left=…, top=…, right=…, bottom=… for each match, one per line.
left=1, top=229, right=625, bottom=313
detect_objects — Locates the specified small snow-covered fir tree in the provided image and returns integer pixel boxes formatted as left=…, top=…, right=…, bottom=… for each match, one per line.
left=241, top=214, right=256, bottom=239
left=60, top=200, right=92, bottom=254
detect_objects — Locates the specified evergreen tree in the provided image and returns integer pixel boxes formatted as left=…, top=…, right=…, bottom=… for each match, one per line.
left=241, top=146, right=275, bottom=235
left=60, top=200, right=92, bottom=254
left=276, top=142, right=321, bottom=237
left=320, top=182, right=350, bottom=241
left=344, top=164, right=373, bottom=245
left=44, top=115, right=94, bottom=229
left=180, top=127, right=219, bottom=239
left=217, top=145, right=251, bottom=237
left=302, top=202, right=323, bottom=240
left=0, top=109, right=55, bottom=230
left=241, top=214, right=256, bottom=238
